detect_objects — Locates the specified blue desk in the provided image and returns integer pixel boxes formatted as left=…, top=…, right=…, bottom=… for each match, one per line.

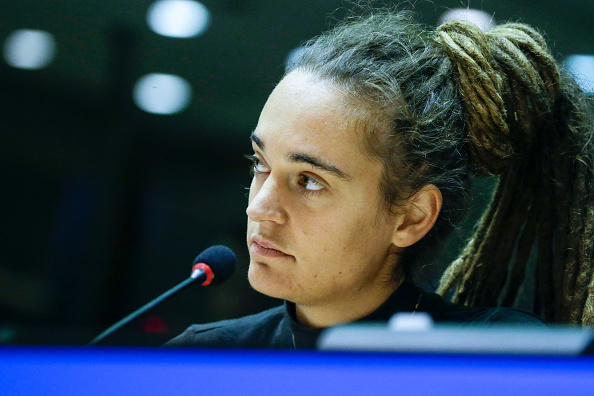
left=1, top=347, right=594, bottom=395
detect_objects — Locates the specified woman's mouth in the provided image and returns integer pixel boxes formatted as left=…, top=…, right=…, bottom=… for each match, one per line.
left=250, top=237, right=292, bottom=258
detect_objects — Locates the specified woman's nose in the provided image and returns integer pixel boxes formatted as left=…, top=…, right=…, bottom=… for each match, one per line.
left=246, top=176, right=287, bottom=224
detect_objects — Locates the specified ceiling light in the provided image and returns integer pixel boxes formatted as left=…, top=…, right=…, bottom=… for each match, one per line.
left=133, top=73, right=193, bottom=115
left=147, top=0, right=210, bottom=38
left=3, top=29, right=57, bottom=70
left=565, top=55, right=594, bottom=94
left=439, top=9, right=495, bottom=31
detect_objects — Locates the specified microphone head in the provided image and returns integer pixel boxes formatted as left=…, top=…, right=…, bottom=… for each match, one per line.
left=193, top=245, right=236, bottom=285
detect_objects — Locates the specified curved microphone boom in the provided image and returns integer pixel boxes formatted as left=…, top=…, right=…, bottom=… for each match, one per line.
left=89, top=245, right=236, bottom=345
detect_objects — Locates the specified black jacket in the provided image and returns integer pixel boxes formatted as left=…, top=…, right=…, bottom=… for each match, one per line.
left=166, top=281, right=543, bottom=349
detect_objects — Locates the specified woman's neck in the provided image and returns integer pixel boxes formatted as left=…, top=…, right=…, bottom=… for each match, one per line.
left=294, top=277, right=402, bottom=328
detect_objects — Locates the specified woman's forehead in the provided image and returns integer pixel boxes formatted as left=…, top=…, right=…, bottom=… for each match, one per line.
left=257, top=71, right=373, bottom=147
left=252, top=76, right=386, bottom=181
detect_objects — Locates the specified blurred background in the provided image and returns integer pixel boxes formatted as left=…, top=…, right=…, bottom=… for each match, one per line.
left=0, top=0, right=592, bottom=346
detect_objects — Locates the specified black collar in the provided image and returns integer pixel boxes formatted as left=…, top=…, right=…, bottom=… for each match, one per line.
left=284, top=281, right=422, bottom=349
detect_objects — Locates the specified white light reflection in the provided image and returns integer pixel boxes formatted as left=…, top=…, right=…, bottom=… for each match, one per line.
left=147, top=0, right=210, bottom=38
left=566, top=55, right=594, bottom=94
left=285, top=46, right=307, bottom=71
left=439, top=9, right=495, bottom=31
left=133, top=73, right=193, bottom=115
left=3, top=29, right=57, bottom=70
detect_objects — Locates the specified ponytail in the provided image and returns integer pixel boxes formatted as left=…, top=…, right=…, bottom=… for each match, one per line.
left=435, top=20, right=594, bottom=324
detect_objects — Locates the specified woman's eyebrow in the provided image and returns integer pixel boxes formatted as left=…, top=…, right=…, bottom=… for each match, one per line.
left=288, top=152, right=351, bottom=180
left=250, top=132, right=264, bottom=149
left=251, top=132, right=351, bottom=180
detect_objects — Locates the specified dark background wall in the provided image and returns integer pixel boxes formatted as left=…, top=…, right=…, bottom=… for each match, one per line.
left=0, top=0, right=592, bottom=346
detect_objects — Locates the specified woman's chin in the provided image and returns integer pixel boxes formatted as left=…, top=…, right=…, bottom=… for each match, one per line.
left=248, top=261, right=293, bottom=300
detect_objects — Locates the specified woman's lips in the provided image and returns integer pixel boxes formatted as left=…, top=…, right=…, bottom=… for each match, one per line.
left=250, top=238, right=292, bottom=258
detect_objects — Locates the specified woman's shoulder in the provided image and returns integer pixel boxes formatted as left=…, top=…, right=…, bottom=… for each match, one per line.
left=417, top=287, right=545, bottom=326
left=165, top=305, right=293, bottom=348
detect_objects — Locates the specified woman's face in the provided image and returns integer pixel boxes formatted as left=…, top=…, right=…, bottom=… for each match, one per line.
left=246, top=70, right=403, bottom=310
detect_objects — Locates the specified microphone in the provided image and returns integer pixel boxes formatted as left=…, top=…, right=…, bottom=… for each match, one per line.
left=89, top=245, right=236, bottom=345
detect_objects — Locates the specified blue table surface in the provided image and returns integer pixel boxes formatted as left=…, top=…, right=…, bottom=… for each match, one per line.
left=2, top=346, right=594, bottom=395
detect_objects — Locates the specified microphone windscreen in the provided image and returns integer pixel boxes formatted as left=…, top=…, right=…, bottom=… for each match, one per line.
left=193, top=245, right=236, bottom=285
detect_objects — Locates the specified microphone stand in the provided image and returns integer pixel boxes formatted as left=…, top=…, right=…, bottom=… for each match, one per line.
left=89, top=269, right=207, bottom=345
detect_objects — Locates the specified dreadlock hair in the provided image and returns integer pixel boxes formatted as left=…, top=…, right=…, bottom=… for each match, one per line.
left=287, top=9, right=594, bottom=324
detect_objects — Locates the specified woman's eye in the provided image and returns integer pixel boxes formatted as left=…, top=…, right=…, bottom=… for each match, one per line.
left=246, top=155, right=269, bottom=174
left=253, top=160, right=268, bottom=173
left=300, top=174, right=324, bottom=192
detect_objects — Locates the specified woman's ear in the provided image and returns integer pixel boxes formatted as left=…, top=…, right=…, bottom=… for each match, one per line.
left=392, top=185, right=442, bottom=248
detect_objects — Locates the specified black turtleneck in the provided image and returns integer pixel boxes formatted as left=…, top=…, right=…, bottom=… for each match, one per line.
left=166, top=282, right=543, bottom=349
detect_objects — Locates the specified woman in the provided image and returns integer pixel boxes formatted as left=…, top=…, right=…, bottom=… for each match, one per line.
left=168, top=9, right=594, bottom=348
